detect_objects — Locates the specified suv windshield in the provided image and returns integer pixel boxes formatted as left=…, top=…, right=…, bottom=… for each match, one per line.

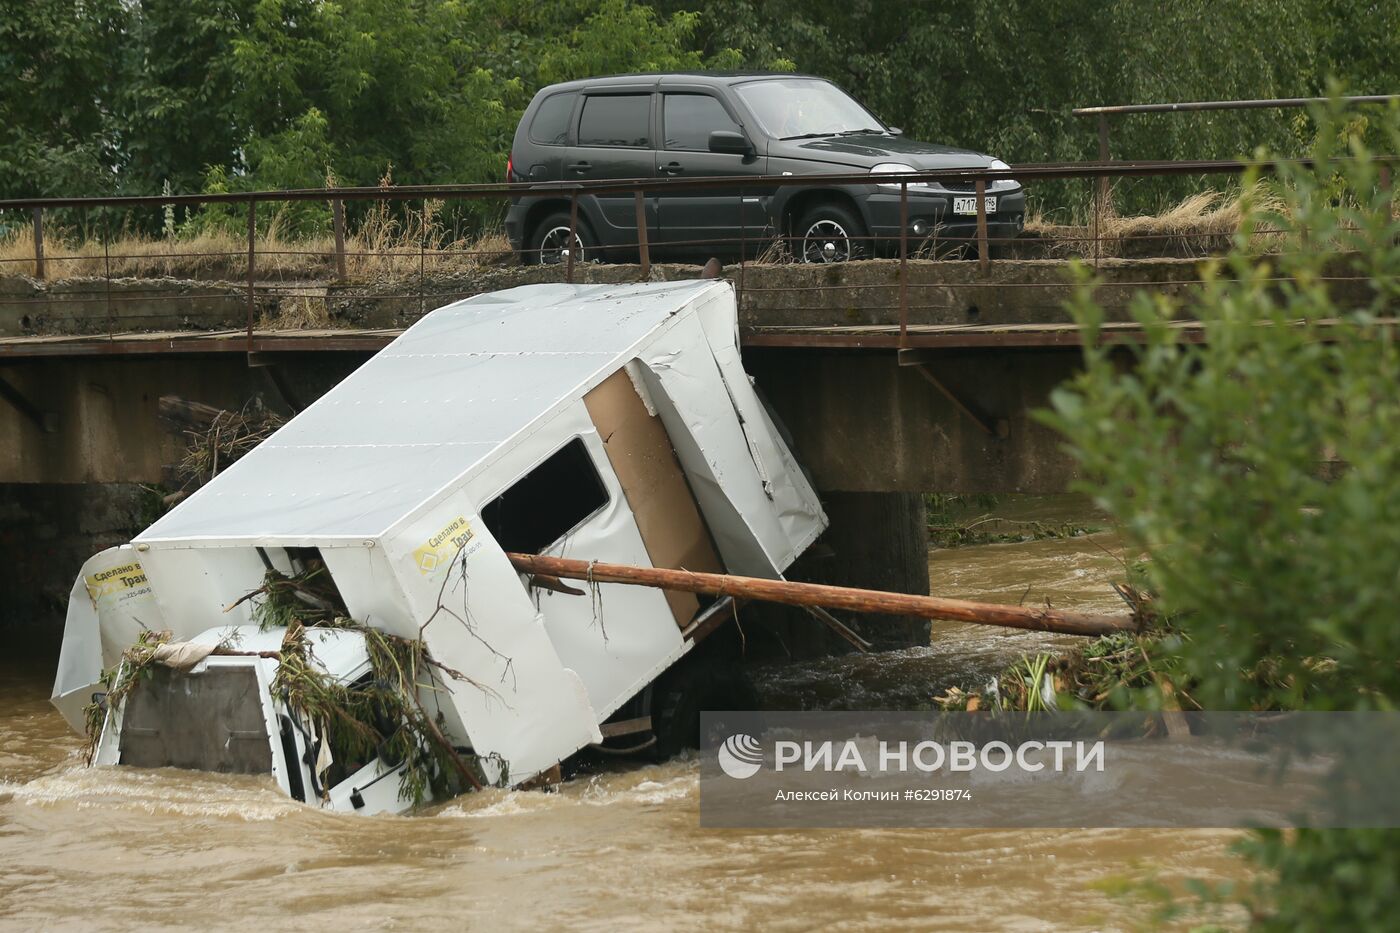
left=734, top=78, right=885, bottom=140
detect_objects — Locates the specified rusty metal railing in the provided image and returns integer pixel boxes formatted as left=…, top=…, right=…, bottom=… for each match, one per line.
left=0, top=155, right=1394, bottom=358
left=1074, top=94, right=1400, bottom=210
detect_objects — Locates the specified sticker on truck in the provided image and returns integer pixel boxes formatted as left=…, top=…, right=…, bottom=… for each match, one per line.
left=412, top=516, right=476, bottom=575
left=85, top=561, right=152, bottom=602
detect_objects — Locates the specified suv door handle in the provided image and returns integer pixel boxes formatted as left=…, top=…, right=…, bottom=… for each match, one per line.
left=567, top=161, right=591, bottom=174
left=659, top=162, right=684, bottom=175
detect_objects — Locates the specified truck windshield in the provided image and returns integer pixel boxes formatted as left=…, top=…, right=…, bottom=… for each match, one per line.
left=734, top=78, right=885, bottom=140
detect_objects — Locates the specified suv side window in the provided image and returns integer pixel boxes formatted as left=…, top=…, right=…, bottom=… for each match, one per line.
left=662, top=94, right=740, bottom=151
left=577, top=94, right=651, bottom=148
left=528, top=92, right=577, bottom=146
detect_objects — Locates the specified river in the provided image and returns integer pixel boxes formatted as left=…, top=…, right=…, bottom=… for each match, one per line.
left=0, top=497, right=1250, bottom=931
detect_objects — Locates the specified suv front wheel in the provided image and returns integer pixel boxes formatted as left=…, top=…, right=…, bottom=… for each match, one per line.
left=793, top=202, right=868, bottom=263
left=529, top=211, right=595, bottom=265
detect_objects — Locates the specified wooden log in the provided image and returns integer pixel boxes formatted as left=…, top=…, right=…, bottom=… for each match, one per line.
left=506, top=552, right=1137, bottom=638
left=157, top=395, right=232, bottom=432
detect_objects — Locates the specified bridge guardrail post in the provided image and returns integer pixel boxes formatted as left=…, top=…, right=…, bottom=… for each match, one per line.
left=31, top=208, right=44, bottom=281
left=737, top=191, right=745, bottom=303
left=634, top=189, right=651, bottom=278
left=899, top=182, right=909, bottom=345
left=331, top=198, right=347, bottom=282
left=1097, top=113, right=1113, bottom=217
left=102, top=216, right=113, bottom=337
left=1092, top=175, right=1101, bottom=267
left=566, top=191, right=578, bottom=283
left=419, top=198, right=427, bottom=319
left=975, top=179, right=989, bottom=275
left=246, top=201, right=256, bottom=351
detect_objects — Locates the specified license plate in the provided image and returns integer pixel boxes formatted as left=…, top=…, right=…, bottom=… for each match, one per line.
left=953, top=196, right=996, bottom=216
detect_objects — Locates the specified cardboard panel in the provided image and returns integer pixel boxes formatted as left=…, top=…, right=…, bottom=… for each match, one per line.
left=584, top=368, right=723, bottom=627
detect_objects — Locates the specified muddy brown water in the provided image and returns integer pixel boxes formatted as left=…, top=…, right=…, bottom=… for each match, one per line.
left=0, top=498, right=1250, bottom=931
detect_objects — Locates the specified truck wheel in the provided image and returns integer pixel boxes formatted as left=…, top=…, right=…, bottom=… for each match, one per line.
left=793, top=202, right=868, bottom=263
left=530, top=211, right=595, bottom=265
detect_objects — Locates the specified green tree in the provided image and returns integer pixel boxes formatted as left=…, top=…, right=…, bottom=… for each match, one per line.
left=115, top=0, right=254, bottom=199
left=1041, top=103, right=1400, bottom=927
left=1306, top=0, right=1400, bottom=99
left=657, top=0, right=1398, bottom=213
left=0, top=0, right=731, bottom=223
left=4, top=0, right=1396, bottom=223
left=190, top=107, right=339, bottom=236
left=1043, top=110, right=1400, bottom=711
left=218, top=0, right=731, bottom=190
left=224, top=0, right=520, bottom=190
left=194, top=0, right=734, bottom=231
left=0, top=0, right=129, bottom=198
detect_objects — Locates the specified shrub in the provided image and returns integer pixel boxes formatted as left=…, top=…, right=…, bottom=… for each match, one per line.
left=1042, top=106, right=1400, bottom=713
left=1040, top=102, right=1400, bottom=928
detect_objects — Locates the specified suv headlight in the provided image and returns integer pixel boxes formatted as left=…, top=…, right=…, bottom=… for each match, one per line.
left=870, top=163, right=928, bottom=189
left=989, top=159, right=1019, bottom=191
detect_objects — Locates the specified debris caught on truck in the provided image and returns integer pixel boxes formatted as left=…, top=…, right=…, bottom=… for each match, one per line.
left=51, top=279, right=830, bottom=814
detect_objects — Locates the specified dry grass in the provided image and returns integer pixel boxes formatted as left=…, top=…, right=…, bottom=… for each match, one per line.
left=0, top=226, right=333, bottom=280
left=731, top=187, right=1294, bottom=264
left=259, top=291, right=333, bottom=330
left=1, top=185, right=1329, bottom=279
left=1025, top=184, right=1289, bottom=258
left=753, top=235, right=790, bottom=264
left=0, top=201, right=516, bottom=282
left=345, top=197, right=513, bottom=276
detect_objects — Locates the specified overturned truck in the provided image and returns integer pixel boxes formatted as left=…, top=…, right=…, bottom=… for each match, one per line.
left=51, top=279, right=827, bottom=814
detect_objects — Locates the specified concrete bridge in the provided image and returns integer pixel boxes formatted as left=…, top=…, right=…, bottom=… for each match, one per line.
left=0, top=257, right=1236, bottom=488
left=0, top=256, right=1376, bottom=646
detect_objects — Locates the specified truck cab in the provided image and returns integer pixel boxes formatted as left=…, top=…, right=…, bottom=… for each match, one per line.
left=90, top=625, right=419, bottom=815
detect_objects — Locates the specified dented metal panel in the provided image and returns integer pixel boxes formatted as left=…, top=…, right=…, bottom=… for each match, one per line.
left=53, top=279, right=828, bottom=805
left=52, top=545, right=167, bottom=732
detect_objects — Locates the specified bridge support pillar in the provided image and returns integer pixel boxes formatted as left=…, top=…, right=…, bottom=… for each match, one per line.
left=0, top=482, right=153, bottom=651
left=742, top=491, right=930, bottom=659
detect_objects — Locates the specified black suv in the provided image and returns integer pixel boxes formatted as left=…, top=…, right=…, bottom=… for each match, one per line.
left=504, top=73, right=1025, bottom=264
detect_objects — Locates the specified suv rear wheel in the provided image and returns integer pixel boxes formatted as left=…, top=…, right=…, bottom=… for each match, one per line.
left=793, top=202, right=867, bottom=263
left=530, top=211, right=595, bottom=265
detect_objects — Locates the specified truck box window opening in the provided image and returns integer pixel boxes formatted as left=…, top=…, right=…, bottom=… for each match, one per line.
left=481, top=437, right=610, bottom=556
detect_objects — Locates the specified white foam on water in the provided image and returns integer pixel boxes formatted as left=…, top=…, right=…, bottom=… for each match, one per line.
left=436, top=759, right=700, bottom=820
left=10, top=764, right=303, bottom=821
left=440, top=788, right=564, bottom=820
left=584, top=773, right=695, bottom=807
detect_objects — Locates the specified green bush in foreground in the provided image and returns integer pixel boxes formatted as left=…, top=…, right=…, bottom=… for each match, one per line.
left=1045, top=110, right=1400, bottom=712
left=1040, top=103, right=1400, bottom=928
